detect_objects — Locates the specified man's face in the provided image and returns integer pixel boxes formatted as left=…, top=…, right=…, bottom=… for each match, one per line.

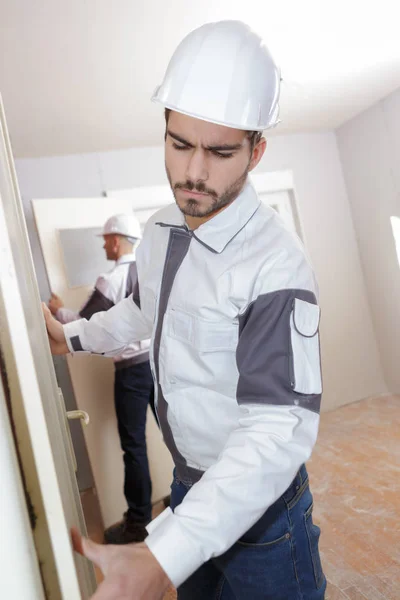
left=165, top=111, right=259, bottom=221
left=103, top=235, right=119, bottom=261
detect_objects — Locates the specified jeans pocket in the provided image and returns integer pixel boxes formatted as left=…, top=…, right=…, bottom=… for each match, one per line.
left=236, top=530, right=291, bottom=548
left=218, top=530, right=301, bottom=600
left=304, top=503, right=324, bottom=589
left=237, top=500, right=290, bottom=547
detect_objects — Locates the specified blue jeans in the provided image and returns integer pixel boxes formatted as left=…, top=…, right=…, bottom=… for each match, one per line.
left=114, top=361, right=156, bottom=524
left=171, top=465, right=326, bottom=600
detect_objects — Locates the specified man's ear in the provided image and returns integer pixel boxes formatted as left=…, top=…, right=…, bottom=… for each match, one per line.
left=249, top=137, right=267, bottom=172
left=113, top=235, right=120, bottom=251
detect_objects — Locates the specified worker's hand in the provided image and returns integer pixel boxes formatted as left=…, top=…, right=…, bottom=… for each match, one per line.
left=42, top=303, right=69, bottom=355
left=48, top=292, right=64, bottom=315
left=71, top=528, right=170, bottom=600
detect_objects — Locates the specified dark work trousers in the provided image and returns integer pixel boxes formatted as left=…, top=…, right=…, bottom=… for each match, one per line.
left=114, top=360, right=156, bottom=524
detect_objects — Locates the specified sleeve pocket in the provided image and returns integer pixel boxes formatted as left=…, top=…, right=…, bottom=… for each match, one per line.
left=289, top=298, right=322, bottom=395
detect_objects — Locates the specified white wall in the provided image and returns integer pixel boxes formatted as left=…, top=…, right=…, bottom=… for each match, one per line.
left=337, top=87, right=400, bottom=392
left=16, top=132, right=386, bottom=418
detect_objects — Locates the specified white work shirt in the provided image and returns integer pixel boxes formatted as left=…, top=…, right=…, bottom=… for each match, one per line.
left=63, top=180, right=322, bottom=587
left=58, top=253, right=149, bottom=365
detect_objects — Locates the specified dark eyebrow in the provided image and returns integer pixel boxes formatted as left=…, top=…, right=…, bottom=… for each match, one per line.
left=206, top=143, right=243, bottom=152
left=167, top=130, right=194, bottom=148
left=168, top=130, right=242, bottom=153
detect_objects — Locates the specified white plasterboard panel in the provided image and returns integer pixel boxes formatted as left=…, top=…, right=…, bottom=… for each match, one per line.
left=32, top=196, right=134, bottom=310
left=58, top=226, right=112, bottom=289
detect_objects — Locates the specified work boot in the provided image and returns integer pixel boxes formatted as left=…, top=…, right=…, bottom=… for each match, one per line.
left=103, top=511, right=148, bottom=545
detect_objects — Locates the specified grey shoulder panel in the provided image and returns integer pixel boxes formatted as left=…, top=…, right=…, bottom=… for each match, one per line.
left=237, top=289, right=322, bottom=414
left=124, top=262, right=142, bottom=309
left=79, top=288, right=115, bottom=320
left=125, top=262, right=138, bottom=298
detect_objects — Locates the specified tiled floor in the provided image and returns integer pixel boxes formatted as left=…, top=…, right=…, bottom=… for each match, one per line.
left=309, top=394, right=400, bottom=600
left=83, top=394, right=400, bottom=599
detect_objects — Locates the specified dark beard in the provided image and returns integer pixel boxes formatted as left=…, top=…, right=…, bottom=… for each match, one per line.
left=166, top=166, right=249, bottom=218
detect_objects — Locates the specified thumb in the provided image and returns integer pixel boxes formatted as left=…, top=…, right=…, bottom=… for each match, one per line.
left=42, top=302, right=51, bottom=320
left=71, top=527, right=105, bottom=569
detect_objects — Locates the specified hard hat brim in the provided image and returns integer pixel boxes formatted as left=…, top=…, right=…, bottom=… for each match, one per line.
left=152, top=96, right=280, bottom=132
left=95, top=231, right=142, bottom=239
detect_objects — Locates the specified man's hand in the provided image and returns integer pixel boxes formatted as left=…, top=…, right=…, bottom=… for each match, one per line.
left=71, top=528, right=170, bottom=600
left=48, top=292, right=64, bottom=315
left=42, top=303, right=69, bottom=355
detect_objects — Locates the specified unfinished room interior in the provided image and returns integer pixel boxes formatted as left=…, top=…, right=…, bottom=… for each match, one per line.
left=0, top=1, right=399, bottom=599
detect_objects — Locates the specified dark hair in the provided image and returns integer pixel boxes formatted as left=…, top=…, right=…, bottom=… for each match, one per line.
left=164, top=108, right=262, bottom=152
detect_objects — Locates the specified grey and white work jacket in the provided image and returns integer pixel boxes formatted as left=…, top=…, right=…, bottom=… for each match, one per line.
left=58, top=253, right=149, bottom=368
left=63, top=180, right=322, bottom=587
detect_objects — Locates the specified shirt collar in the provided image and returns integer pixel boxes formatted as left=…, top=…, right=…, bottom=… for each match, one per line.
left=116, top=252, right=136, bottom=265
left=192, top=180, right=261, bottom=253
left=156, top=179, right=261, bottom=254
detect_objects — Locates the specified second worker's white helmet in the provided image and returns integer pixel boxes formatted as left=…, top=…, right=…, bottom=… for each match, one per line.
left=99, top=213, right=142, bottom=241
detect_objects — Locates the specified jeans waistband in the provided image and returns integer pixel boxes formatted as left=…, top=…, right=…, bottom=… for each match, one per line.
left=281, top=464, right=309, bottom=506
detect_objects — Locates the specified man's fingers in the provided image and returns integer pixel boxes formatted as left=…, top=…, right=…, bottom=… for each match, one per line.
left=81, top=537, right=107, bottom=571
left=71, top=527, right=106, bottom=571
left=42, top=302, right=51, bottom=320
left=41, top=303, right=67, bottom=345
left=71, top=527, right=85, bottom=556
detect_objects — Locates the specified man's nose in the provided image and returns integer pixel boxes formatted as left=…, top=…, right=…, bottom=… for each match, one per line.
left=185, top=149, right=209, bottom=183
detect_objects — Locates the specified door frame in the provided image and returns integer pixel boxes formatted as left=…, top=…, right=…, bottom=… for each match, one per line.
left=0, top=96, right=96, bottom=598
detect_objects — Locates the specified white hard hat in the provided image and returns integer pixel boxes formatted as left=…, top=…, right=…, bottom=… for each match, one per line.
left=99, top=213, right=142, bottom=240
left=152, top=20, right=280, bottom=131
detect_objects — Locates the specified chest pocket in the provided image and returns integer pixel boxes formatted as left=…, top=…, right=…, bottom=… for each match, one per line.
left=168, top=308, right=238, bottom=352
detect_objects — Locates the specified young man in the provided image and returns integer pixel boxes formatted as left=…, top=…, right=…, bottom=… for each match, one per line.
left=44, top=20, right=326, bottom=600
left=49, top=213, right=156, bottom=544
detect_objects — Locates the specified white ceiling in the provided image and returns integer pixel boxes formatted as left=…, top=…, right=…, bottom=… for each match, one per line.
left=1, top=0, right=400, bottom=158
